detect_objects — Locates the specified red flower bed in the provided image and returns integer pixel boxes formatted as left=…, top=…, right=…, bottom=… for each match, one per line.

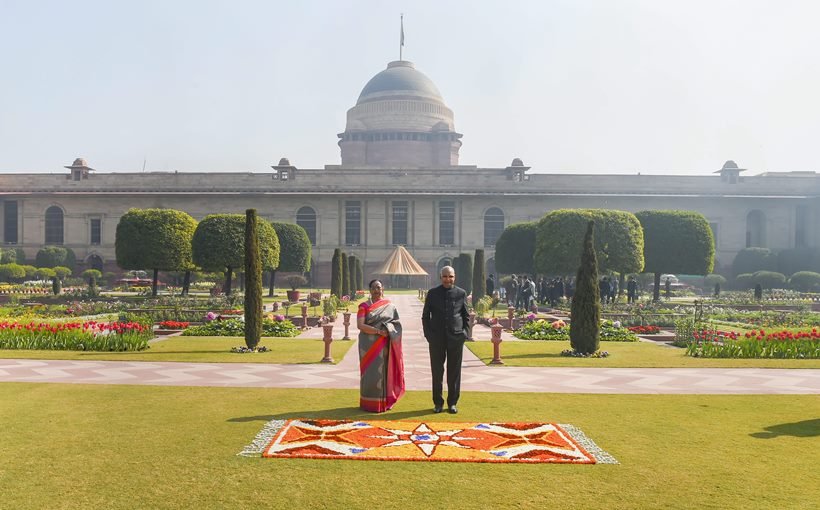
left=158, top=320, right=190, bottom=329
left=627, top=325, right=661, bottom=334
left=743, top=328, right=820, bottom=341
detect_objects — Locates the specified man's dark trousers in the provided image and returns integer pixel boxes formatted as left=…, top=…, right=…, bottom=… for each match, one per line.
left=428, top=337, right=464, bottom=407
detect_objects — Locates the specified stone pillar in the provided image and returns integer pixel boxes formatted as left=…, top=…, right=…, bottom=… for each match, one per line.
left=321, top=323, right=334, bottom=363
left=507, top=306, right=516, bottom=330
left=343, top=311, right=352, bottom=340
left=467, top=311, right=476, bottom=341
left=490, top=323, right=504, bottom=365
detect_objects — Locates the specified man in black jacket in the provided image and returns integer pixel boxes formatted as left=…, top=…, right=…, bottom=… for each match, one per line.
left=422, top=265, right=470, bottom=414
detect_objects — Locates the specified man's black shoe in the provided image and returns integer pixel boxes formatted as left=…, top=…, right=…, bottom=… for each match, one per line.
left=448, top=405, right=458, bottom=414
left=433, top=406, right=443, bottom=414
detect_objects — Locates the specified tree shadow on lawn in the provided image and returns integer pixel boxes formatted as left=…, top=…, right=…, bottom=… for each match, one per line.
left=228, top=406, right=438, bottom=423
left=750, top=418, right=820, bottom=439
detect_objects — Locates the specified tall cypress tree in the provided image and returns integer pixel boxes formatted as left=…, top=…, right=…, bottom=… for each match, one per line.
left=355, top=257, right=364, bottom=291
left=451, top=256, right=461, bottom=287
left=570, top=221, right=601, bottom=354
left=473, top=249, right=486, bottom=298
left=459, top=253, right=474, bottom=296
left=341, top=252, right=350, bottom=297
left=244, top=209, right=263, bottom=350
left=330, top=248, right=343, bottom=297
left=348, top=255, right=358, bottom=292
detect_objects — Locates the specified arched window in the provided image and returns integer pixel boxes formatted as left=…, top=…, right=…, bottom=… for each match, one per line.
left=296, top=206, right=317, bottom=246
left=87, top=254, right=104, bottom=272
left=45, top=206, right=64, bottom=245
left=483, top=207, right=505, bottom=246
left=746, top=210, right=765, bottom=247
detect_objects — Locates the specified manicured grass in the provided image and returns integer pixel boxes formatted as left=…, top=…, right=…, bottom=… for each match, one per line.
left=0, top=335, right=355, bottom=364
left=1, top=384, right=817, bottom=509
left=466, top=340, right=820, bottom=368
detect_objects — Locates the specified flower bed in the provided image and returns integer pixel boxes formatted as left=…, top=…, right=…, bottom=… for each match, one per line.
left=0, top=320, right=151, bottom=351
left=627, top=325, right=661, bottom=334
left=685, top=328, right=820, bottom=358
left=157, top=320, right=190, bottom=330
left=182, top=317, right=299, bottom=337
left=513, top=319, right=638, bottom=342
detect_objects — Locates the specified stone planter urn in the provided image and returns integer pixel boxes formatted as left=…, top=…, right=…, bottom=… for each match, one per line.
left=342, top=311, right=352, bottom=340
left=301, top=304, right=309, bottom=329
left=490, top=323, right=504, bottom=365
left=286, top=290, right=301, bottom=302
left=321, top=323, right=335, bottom=363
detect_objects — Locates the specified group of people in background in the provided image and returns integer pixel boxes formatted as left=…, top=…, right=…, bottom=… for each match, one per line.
left=496, top=274, right=575, bottom=310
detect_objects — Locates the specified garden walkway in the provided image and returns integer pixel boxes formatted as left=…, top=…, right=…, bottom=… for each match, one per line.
left=1, top=294, right=819, bottom=394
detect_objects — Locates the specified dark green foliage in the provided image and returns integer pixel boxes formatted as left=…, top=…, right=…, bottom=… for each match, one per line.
left=330, top=248, right=343, bottom=297
left=534, top=209, right=644, bottom=275
left=754, top=284, right=763, bottom=300
left=354, top=257, right=364, bottom=291
left=703, top=274, right=727, bottom=289
left=451, top=256, right=461, bottom=286
left=270, top=222, right=311, bottom=272
left=635, top=210, right=714, bottom=302
left=191, top=213, right=279, bottom=296
left=776, top=247, right=817, bottom=276
left=82, top=269, right=102, bottom=296
left=244, top=209, right=263, bottom=350
left=35, top=246, right=77, bottom=270
left=494, top=222, right=537, bottom=275
left=788, top=271, right=820, bottom=292
left=0, top=248, right=16, bottom=264
left=0, top=263, right=26, bottom=282
left=752, top=270, right=786, bottom=289
left=347, top=255, right=358, bottom=292
left=732, top=247, right=776, bottom=277
left=52, top=277, right=62, bottom=295
left=569, top=221, right=601, bottom=354
left=116, top=208, right=198, bottom=296
left=458, top=253, right=473, bottom=296
left=473, top=249, right=487, bottom=298
left=341, top=252, right=350, bottom=297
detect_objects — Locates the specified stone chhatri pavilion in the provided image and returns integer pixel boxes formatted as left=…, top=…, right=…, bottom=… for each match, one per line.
left=1, top=60, right=818, bottom=284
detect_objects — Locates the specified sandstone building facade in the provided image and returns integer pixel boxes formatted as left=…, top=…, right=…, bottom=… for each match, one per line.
left=1, top=60, right=817, bottom=284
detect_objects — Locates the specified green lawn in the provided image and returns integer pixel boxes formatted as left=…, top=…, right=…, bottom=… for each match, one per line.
left=466, top=340, right=820, bottom=368
left=0, top=384, right=817, bottom=509
left=0, top=336, right=355, bottom=364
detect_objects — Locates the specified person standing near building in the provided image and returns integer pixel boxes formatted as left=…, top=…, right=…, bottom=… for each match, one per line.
left=421, top=265, right=469, bottom=414
left=627, top=276, right=638, bottom=304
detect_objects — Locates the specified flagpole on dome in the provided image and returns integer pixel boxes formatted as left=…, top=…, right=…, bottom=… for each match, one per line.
left=399, top=13, right=405, bottom=61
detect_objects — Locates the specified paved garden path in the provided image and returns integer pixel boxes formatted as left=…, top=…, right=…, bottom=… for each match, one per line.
left=1, top=294, right=819, bottom=394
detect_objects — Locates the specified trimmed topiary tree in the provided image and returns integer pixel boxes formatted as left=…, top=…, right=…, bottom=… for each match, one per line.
left=635, top=210, right=714, bottom=302
left=244, top=209, right=263, bottom=350
left=355, top=256, right=364, bottom=291
left=534, top=209, right=644, bottom=277
left=732, top=247, right=776, bottom=277
left=330, top=248, right=343, bottom=297
left=81, top=269, right=102, bottom=296
left=191, top=213, right=279, bottom=297
left=116, top=208, right=198, bottom=296
left=269, top=221, right=312, bottom=297
left=494, top=221, right=537, bottom=275
left=570, top=221, right=601, bottom=354
left=788, top=271, right=820, bottom=292
left=341, top=252, right=350, bottom=297
left=35, top=246, right=76, bottom=271
left=752, top=270, right=786, bottom=289
left=473, top=249, right=487, bottom=298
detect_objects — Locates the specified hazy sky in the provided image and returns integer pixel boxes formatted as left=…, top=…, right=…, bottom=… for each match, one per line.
left=1, top=0, right=818, bottom=175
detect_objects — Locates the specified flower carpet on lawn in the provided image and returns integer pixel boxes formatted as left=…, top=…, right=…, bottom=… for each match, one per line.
left=240, top=418, right=617, bottom=464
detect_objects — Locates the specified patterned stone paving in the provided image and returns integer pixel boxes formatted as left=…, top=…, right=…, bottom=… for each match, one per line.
left=1, top=294, right=819, bottom=394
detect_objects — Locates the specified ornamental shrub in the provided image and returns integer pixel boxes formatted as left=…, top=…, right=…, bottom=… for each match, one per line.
left=244, top=209, right=263, bottom=350
left=35, top=246, right=76, bottom=270
left=473, top=249, right=487, bottom=298
left=458, top=253, right=473, bottom=296
left=341, top=252, right=350, bottom=297
left=330, top=248, right=343, bottom=297
left=495, top=222, right=537, bottom=275
left=752, top=270, right=787, bottom=289
left=732, top=247, right=776, bottom=277
left=788, top=271, right=820, bottom=292
left=569, top=221, right=601, bottom=354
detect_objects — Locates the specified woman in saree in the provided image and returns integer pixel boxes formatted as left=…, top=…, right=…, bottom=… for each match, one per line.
left=356, top=279, right=405, bottom=412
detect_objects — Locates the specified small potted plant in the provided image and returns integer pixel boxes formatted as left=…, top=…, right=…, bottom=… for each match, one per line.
left=285, top=274, right=308, bottom=302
